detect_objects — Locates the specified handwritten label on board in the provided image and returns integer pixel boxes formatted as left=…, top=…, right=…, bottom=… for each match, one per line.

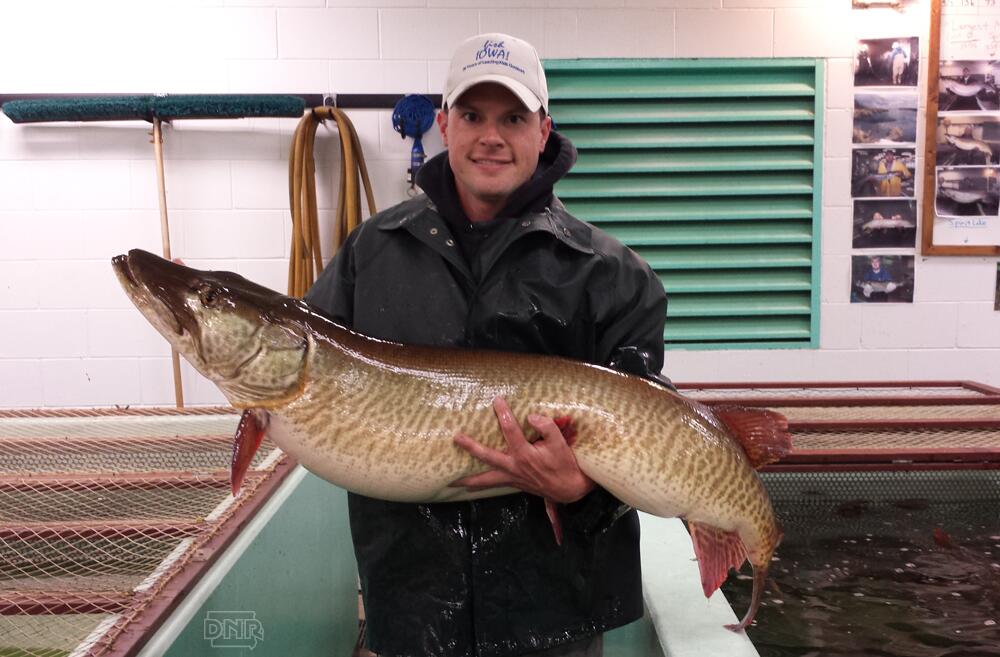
left=940, top=0, right=1000, bottom=57
left=942, top=0, right=978, bottom=12
left=941, top=0, right=1000, bottom=13
left=949, top=217, right=989, bottom=228
left=942, top=14, right=1000, bottom=58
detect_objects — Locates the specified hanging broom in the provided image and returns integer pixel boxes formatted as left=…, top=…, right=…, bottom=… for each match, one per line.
left=2, top=95, right=306, bottom=408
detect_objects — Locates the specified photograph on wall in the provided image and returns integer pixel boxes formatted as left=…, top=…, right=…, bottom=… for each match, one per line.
left=855, top=37, right=919, bottom=87
left=924, top=6, right=1000, bottom=252
left=996, top=264, right=1000, bottom=311
left=938, top=59, right=999, bottom=112
left=935, top=166, right=1000, bottom=217
left=853, top=199, right=917, bottom=248
left=852, top=147, right=916, bottom=198
left=850, top=254, right=915, bottom=303
left=853, top=91, right=918, bottom=144
left=935, top=114, right=999, bottom=166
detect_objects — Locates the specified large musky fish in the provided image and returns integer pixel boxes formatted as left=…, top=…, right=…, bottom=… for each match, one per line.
left=112, top=248, right=791, bottom=631
left=939, top=186, right=990, bottom=204
left=941, top=79, right=987, bottom=98
left=855, top=280, right=901, bottom=297
left=860, top=214, right=916, bottom=232
left=943, top=135, right=995, bottom=163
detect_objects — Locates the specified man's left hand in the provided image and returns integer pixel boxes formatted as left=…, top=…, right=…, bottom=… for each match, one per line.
left=450, top=397, right=595, bottom=504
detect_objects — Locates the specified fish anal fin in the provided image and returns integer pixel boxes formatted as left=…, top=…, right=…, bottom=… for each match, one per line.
left=544, top=499, right=564, bottom=546
left=687, top=521, right=748, bottom=598
left=712, top=405, right=792, bottom=469
left=231, top=409, right=267, bottom=496
left=541, top=415, right=575, bottom=547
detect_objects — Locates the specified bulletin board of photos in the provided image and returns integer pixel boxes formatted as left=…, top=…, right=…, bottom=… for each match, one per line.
left=922, top=0, right=1000, bottom=256
left=850, top=36, right=919, bottom=303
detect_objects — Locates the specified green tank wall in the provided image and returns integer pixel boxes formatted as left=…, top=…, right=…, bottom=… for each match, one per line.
left=156, top=471, right=357, bottom=657
left=605, top=612, right=666, bottom=657
left=141, top=472, right=752, bottom=657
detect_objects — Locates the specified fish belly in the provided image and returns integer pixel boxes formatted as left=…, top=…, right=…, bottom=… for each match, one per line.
left=576, top=450, right=690, bottom=519
left=267, top=407, right=513, bottom=503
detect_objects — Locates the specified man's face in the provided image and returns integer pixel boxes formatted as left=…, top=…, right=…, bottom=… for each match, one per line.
left=437, top=83, right=552, bottom=218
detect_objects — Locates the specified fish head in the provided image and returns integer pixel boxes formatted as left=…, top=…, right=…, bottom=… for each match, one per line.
left=112, top=249, right=309, bottom=408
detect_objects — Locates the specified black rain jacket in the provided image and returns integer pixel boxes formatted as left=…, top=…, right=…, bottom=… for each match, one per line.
left=305, top=132, right=671, bottom=657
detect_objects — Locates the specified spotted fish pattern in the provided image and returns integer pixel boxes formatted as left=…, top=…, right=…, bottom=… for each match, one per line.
left=264, top=325, right=789, bottom=630
left=112, top=248, right=790, bottom=631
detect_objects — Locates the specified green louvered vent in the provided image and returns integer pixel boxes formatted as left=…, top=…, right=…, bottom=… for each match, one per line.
left=548, top=60, right=822, bottom=349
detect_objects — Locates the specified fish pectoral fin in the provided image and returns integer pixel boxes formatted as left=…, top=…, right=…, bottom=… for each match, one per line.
left=552, top=415, right=577, bottom=446
left=712, top=406, right=792, bottom=469
left=231, top=409, right=268, bottom=496
left=686, top=521, right=748, bottom=599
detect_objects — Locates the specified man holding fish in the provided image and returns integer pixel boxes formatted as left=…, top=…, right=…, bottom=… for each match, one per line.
left=305, top=33, right=671, bottom=657
left=113, top=31, right=790, bottom=657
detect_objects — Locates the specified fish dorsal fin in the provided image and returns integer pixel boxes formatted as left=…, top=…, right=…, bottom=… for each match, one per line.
left=712, top=405, right=792, bottom=469
left=687, top=521, right=748, bottom=598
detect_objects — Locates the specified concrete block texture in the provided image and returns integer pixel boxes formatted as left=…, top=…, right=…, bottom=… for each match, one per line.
left=6, top=0, right=999, bottom=408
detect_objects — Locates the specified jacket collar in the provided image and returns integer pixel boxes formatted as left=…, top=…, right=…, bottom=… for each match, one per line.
left=378, top=196, right=593, bottom=256
left=542, top=198, right=594, bottom=255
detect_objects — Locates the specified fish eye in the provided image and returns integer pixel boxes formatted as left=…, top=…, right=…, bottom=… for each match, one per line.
left=196, top=283, right=222, bottom=307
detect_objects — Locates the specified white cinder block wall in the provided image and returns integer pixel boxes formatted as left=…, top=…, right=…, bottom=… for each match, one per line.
left=0, top=0, right=997, bottom=408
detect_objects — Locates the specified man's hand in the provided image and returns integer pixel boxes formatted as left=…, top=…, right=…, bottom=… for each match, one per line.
left=450, top=397, right=595, bottom=504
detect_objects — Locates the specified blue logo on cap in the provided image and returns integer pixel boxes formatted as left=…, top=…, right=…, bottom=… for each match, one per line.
left=476, top=39, right=509, bottom=62
left=464, top=39, right=526, bottom=75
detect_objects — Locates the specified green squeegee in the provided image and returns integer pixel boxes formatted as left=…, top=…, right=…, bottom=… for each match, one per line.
left=2, top=94, right=306, bottom=408
left=2, top=94, right=305, bottom=123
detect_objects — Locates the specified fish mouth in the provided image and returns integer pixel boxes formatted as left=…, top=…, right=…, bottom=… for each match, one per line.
left=111, top=254, right=138, bottom=289
left=112, top=250, right=192, bottom=337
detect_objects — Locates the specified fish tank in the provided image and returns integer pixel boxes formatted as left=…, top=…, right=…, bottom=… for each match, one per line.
left=685, top=380, right=1000, bottom=657
left=723, top=468, right=1000, bottom=657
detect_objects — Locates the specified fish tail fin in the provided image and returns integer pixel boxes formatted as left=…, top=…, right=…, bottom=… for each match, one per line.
left=687, top=521, right=748, bottom=599
left=726, top=525, right=782, bottom=632
left=712, top=405, right=792, bottom=469
left=725, top=560, right=769, bottom=632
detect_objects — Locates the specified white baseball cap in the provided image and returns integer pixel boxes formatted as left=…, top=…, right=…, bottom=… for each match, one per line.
left=443, top=33, right=549, bottom=113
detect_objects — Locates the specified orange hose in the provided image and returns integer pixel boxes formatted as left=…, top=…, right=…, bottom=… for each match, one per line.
left=287, top=107, right=377, bottom=298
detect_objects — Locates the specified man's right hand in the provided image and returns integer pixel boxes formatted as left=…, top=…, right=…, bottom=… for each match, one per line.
left=450, top=397, right=595, bottom=504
